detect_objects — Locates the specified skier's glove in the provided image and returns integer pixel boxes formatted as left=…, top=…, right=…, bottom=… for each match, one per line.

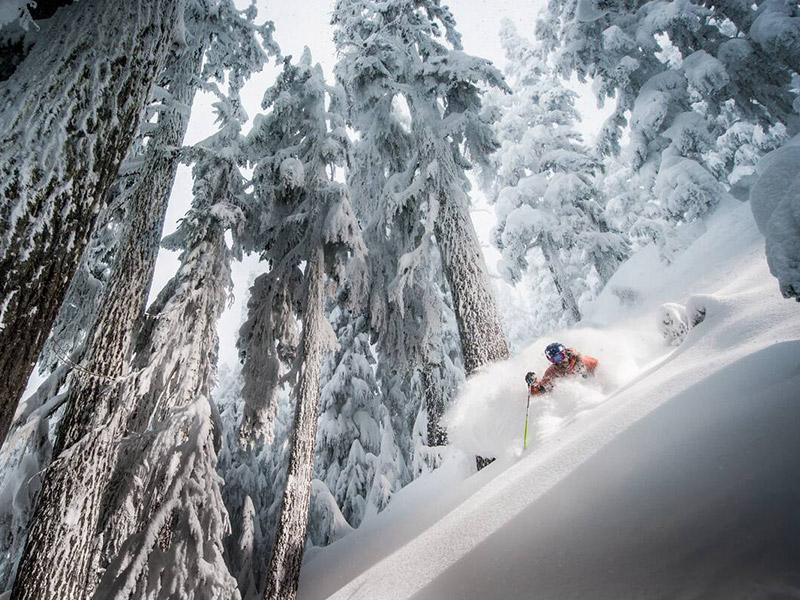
left=525, top=371, right=537, bottom=386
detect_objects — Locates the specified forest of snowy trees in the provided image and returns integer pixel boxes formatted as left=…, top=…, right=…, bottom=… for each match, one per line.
left=0, top=0, right=797, bottom=598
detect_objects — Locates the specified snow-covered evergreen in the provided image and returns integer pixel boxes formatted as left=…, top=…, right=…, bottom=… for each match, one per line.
left=91, top=88, right=248, bottom=599
left=328, top=0, right=424, bottom=503
left=313, top=305, right=383, bottom=534
left=333, top=0, right=509, bottom=378
left=0, top=0, right=186, bottom=446
left=89, top=4, right=278, bottom=594
left=316, top=0, right=480, bottom=533
left=236, top=50, right=366, bottom=600
left=749, top=132, right=800, bottom=300
left=4, top=3, right=276, bottom=598
left=536, top=0, right=799, bottom=265
left=218, top=364, right=296, bottom=599
left=486, top=21, right=628, bottom=331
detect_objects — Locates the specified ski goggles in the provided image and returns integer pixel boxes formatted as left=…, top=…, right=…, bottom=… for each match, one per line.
left=550, top=351, right=567, bottom=363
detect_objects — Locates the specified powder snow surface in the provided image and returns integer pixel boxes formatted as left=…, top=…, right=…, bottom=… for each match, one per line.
left=298, top=201, right=800, bottom=600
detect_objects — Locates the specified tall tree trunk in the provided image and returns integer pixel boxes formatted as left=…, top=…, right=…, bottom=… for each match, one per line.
left=422, top=362, right=448, bottom=447
left=434, top=189, right=510, bottom=376
left=53, top=28, right=205, bottom=455
left=541, top=234, right=581, bottom=324
left=0, top=0, right=183, bottom=446
left=264, top=247, right=326, bottom=600
left=0, top=200, right=124, bottom=593
left=9, top=8, right=196, bottom=597
left=434, top=187, right=508, bottom=473
left=0, top=358, right=70, bottom=593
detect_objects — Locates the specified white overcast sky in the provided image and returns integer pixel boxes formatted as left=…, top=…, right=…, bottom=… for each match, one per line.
left=152, top=0, right=611, bottom=369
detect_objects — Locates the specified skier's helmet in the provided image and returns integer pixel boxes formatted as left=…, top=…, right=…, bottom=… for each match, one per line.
left=545, top=342, right=567, bottom=364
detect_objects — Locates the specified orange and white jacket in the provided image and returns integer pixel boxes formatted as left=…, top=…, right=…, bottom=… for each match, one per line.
left=529, top=348, right=598, bottom=395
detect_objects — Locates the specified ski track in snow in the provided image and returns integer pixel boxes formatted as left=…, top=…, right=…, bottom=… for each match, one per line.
left=298, top=202, right=800, bottom=600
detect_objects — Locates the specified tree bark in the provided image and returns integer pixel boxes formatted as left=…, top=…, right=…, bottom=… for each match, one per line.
left=54, top=29, right=205, bottom=455
left=264, top=246, right=326, bottom=600
left=541, top=234, right=582, bottom=324
left=8, top=3, right=190, bottom=597
left=434, top=189, right=510, bottom=376
left=0, top=0, right=183, bottom=447
left=434, top=187, right=508, bottom=473
left=422, top=363, right=448, bottom=447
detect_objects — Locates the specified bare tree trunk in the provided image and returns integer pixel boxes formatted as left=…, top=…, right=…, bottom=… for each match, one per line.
left=0, top=0, right=182, bottom=446
left=434, top=189, right=509, bottom=473
left=54, top=32, right=205, bottom=454
left=541, top=234, right=581, bottom=324
left=264, top=247, right=326, bottom=600
left=8, top=5, right=192, bottom=596
left=434, top=189, right=510, bottom=376
left=422, top=363, right=448, bottom=446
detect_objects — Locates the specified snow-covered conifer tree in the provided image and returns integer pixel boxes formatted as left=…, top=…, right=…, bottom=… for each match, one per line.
left=313, top=303, right=383, bottom=532
left=328, top=2, right=421, bottom=496
left=324, top=0, right=473, bottom=504
left=706, top=106, right=788, bottom=200
left=535, top=0, right=798, bottom=246
left=601, top=156, right=686, bottom=264
left=236, top=50, right=366, bottom=600
left=305, top=87, right=419, bottom=542
left=0, top=0, right=186, bottom=444
left=330, top=0, right=505, bottom=482
left=91, top=86, right=249, bottom=599
left=487, top=21, right=628, bottom=326
left=218, top=364, right=297, bottom=598
left=537, top=0, right=797, bottom=156
left=332, top=0, right=509, bottom=378
left=9, top=4, right=276, bottom=597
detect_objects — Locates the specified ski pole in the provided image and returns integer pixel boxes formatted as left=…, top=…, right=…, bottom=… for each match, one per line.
left=523, top=387, right=532, bottom=450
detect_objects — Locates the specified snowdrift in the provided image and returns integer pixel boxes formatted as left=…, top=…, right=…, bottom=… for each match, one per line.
left=298, top=201, right=800, bottom=600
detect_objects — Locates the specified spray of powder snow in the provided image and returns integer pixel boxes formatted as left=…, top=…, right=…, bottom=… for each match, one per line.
left=445, top=325, right=654, bottom=460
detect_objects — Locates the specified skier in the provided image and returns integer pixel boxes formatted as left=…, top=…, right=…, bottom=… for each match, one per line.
left=525, top=342, right=598, bottom=395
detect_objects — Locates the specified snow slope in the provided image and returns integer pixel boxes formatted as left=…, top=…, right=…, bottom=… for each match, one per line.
left=298, top=200, right=800, bottom=600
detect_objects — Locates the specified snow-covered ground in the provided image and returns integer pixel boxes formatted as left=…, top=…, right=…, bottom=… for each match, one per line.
left=297, top=199, right=800, bottom=600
